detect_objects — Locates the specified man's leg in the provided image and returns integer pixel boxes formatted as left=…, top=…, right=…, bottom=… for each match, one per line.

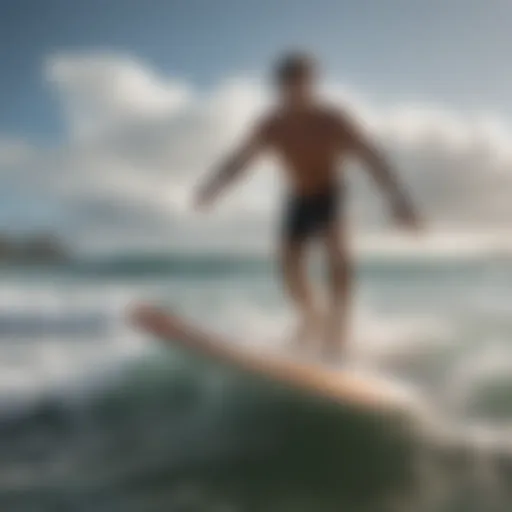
left=321, top=224, right=352, bottom=357
left=280, top=240, right=320, bottom=348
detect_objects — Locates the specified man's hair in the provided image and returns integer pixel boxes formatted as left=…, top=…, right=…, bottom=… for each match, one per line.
left=274, top=52, right=315, bottom=85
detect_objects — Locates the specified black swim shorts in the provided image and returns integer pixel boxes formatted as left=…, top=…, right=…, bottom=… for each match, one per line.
left=283, top=186, right=341, bottom=242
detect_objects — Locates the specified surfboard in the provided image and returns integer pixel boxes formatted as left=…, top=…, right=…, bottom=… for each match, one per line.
left=130, top=304, right=412, bottom=412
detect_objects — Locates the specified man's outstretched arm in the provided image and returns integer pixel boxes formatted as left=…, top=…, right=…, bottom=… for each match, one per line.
left=342, top=117, right=421, bottom=229
left=195, top=121, right=270, bottom=209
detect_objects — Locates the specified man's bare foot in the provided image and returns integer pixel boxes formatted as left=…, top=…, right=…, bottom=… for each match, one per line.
left=322, top=312, right=345, bottom=360
left=289, top=310, right=323, bottom=350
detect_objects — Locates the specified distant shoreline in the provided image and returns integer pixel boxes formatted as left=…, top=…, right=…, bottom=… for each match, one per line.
left=0, top=233, right=69, bottom=264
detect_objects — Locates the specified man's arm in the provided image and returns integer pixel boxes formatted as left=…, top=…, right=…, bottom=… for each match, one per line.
left=341, top=116, right=420, bottom=228
left=195, top=120, right=270, bottom=209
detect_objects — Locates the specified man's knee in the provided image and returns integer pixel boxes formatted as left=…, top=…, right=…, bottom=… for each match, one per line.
left=330, top=252, right=351, bottom=283
left=281, top=241, right=305, bottom=267
left=324, top=239, right=351, bottom=286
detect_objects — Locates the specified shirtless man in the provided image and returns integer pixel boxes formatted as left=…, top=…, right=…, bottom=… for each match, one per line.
left=195, top=52, right=420, bottom=357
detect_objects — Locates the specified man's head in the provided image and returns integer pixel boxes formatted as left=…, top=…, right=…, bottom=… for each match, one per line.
left=274, top=52, right=317, bottom=106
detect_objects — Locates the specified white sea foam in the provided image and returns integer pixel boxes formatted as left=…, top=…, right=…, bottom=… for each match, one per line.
left=0, top=282, right=148, bottom=400
left=0, top=257, right=509, bottom=436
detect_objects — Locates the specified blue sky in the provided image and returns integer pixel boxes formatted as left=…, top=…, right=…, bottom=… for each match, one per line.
left=2, top=0, right=511, bottom=141
left=2, top=0, right=512, bottom=251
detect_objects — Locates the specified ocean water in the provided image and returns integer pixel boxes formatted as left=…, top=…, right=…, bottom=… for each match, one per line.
left=1, top=253, right=512, bottom=511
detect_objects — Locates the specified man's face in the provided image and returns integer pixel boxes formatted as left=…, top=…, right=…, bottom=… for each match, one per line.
left=280, top=71, right=315, bottom=104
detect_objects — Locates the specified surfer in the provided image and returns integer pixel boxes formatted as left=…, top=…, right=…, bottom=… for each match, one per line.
left=195, top=52, right=420, bottom=357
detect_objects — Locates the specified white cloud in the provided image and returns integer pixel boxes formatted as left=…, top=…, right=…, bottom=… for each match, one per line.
left=2, top=52, right=512, bottom=253
left=46, top=53, right=191, bottom=139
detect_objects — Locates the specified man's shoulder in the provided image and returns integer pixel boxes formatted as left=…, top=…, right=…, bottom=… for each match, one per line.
left=255, top=103, right=356, bottom=132
left=315, top=103, right=354, bottom=127
left=253, top=109, right=283, bottom=141
left=258, top=108, right=283, bottom=127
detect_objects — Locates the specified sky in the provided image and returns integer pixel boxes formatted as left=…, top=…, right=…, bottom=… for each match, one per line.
left=2, top=0, right=512, bottom=254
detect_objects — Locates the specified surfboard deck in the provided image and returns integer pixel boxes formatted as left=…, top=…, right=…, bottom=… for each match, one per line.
left=130, top=304, right=411, bottom=412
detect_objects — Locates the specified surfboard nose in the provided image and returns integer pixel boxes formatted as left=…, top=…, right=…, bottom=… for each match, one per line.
left=129, top=303, right=151, bottom=325
left=130, top=303, right=165, bottom=329
left=130, top=303, right=187, bottom=338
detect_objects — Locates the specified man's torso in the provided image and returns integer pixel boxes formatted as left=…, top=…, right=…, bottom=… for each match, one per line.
left=263, top=105, right=350, bottom=196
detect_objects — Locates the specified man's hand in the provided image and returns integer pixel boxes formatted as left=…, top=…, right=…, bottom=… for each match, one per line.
left=392, top=201, right=422, bottom=232
left=194, top=184, right=216, bottom=211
